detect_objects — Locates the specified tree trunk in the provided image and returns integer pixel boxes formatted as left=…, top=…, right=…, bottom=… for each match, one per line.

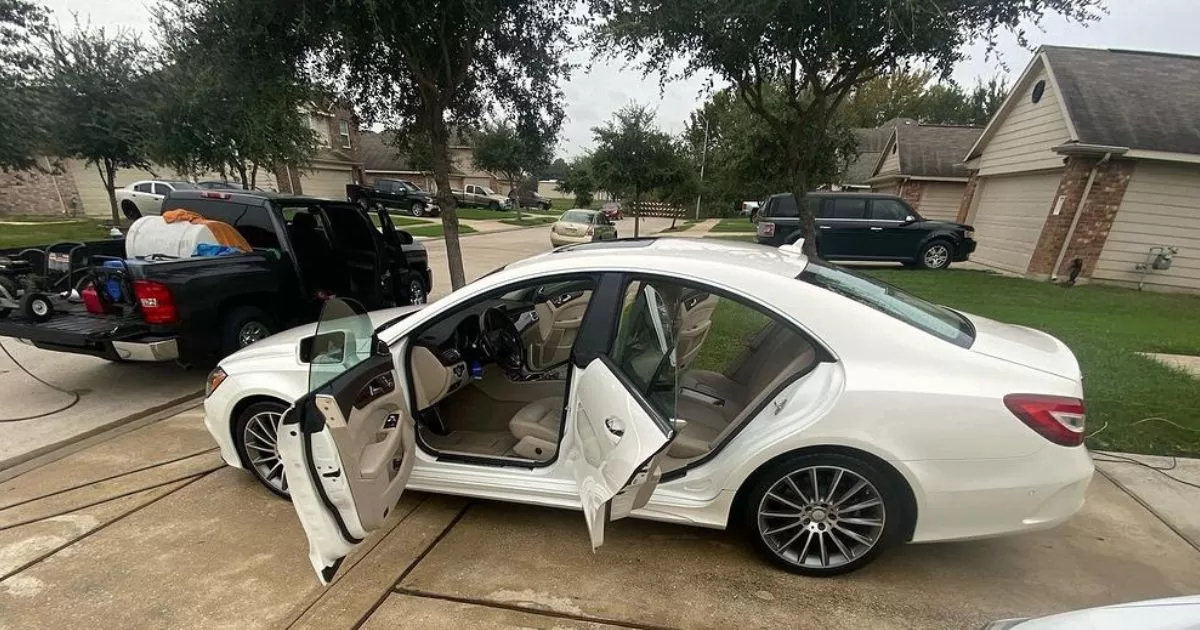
left=511, top=177, right=522, bottom=223
left=430, top=116, right=467, bottom=290
left=99, top=160, right=120, bottom=227
left=234, top=160, right=250, bottom=191
left=633, top=188, right=641, bottom=238
left=249, top=163, right=259, bottom=190
left=789, top=169, right=817, bottom=257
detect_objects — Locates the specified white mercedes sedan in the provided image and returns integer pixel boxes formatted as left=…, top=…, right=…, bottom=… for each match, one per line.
left=202, top=238, right=1093, bottom=583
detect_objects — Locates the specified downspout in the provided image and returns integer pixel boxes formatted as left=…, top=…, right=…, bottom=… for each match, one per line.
left=1050, top=152, right=1111, bottom=282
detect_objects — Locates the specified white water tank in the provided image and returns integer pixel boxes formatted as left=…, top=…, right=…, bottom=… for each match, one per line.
left=125, top=216, right=222, bottom=259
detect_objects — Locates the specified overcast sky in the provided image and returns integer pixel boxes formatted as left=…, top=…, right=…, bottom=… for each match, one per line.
left=40, top=0, right=1200, bottom=158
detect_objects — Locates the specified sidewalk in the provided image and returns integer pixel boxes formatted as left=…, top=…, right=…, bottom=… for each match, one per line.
left=1094, top=450, right=1200, bottom=551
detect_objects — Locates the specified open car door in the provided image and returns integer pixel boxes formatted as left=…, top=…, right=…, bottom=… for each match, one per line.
left=566, top=282, right=680, bottom=549
left=277, top=298, right=415, bottom=584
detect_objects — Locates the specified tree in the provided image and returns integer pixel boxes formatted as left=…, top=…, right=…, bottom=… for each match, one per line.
left=149, top=0, right=319, bottom=189
left=593, top=0, right=1103, bottom=254
left=540, top=157, right=569, bottom=181
left=0, top=0, right=49, bottom=172
left=557, top=155, right=595, bottom=208
left=684, top=87, right=856, bottom=216
left=473, top=120, right=553, bottom=222
left=175, top=0, right=573, bottom=290
left=841, top=71, right=932, bottom=128
left=43, top=23, right=155, bottom=225
left=590, top=104, right=687, bottom=237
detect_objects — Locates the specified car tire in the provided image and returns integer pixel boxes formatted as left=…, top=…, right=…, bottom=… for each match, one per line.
left=402, top=272, right=427, bottom=305
left=411, top=202, right=426, bottom=217
left=121, top=201, right=141, bottom=221
left=541, top=202, right=551, bottom=211
left=220, top=306, right=274, bottom=357
left=234, top=400, right=291, bottom=499
left=917, top=240, right=953, bottom=270
left=489, top=200, right=500, bottom=210
left=743, top=451, right=909, bottom=577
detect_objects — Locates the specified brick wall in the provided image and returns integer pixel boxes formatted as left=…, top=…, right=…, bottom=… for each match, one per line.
left=1027, top=156, right=1134, bottom=278
left=956, top=175, right=979, bottom=223
left=0, top=164, right=83, bottom=218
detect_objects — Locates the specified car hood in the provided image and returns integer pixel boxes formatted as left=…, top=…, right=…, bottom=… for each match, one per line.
left=962, top=312, right=1081, bottom=381
left=920, top=219, right=972, bottom=231
left=221, top=305, right=426, bottom=367
left=986, top=595, right=1200, bottom=629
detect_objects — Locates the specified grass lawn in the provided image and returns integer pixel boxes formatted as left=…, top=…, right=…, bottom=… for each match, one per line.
left=500, top=216, right=557, bottom=227
left=703, top=234, right=757, bottom=242
left=709, top=217, right=757, bottom=233
left=401, top=223, right=477, bottom=238
left=0, top=218, right=113, bottom=249
left=863, top=268, right=1200, bottom=457
left=550, top=198, right=589, bottom=212
left=388, top=215, right=435, bottom=227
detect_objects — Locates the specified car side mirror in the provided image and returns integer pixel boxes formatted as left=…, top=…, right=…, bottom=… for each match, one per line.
left=396, top=230, right=414, bottom=245
left=903, top=215, right=917, bottom=223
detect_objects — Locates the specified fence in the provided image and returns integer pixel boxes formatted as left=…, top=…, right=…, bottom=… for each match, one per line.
left=626, top=201, right=687, bottom=219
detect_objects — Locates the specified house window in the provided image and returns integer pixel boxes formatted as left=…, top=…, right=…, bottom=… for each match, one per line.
left=338, top=120, right=351, bottom=149
left=309, top=116, right=330, bottom=147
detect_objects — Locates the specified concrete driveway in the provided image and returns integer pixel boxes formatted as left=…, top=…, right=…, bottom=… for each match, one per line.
left=0, top=218, right=674, bottom=471
left=2, top=405, right=1199, bottom=629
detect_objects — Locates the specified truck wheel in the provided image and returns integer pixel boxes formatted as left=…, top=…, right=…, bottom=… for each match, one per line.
left=221, top=306, right=274, bottom=356
left=402, top=273, right=427, bottom=305
left=121, top=201, right=141, bottom=221
left=21, top=293, right=54, bottom=322
left=411, top=202, right=427, bottom=217
left=489, top=200, right=500, bottom=210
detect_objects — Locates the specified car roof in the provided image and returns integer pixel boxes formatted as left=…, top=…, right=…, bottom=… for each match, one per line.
left=767, top=191, right=903, bottom=201
left=507, top=237, right=809, bottom=280
left=165, top=189, right=347, bottom=205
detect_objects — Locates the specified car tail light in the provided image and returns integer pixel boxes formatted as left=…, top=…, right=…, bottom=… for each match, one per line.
left=757, top=221, right=775, bottom=237
left=200, top=191, right=232, bottom=200
left=1003, top=394, right=1086, bottom=446
left=81, top=282, right=105, bottom=314
left=133, top=280, right=179, bottom=325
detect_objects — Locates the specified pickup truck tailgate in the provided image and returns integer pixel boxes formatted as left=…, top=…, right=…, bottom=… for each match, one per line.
left=0, top=303, right=158, bottom=359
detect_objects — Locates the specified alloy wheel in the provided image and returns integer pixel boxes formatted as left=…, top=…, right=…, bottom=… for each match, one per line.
left=409, top=280, right=427, bottom=305
left=757, top=465, right=886, bottom=570
left=238, top=321, right=271, bottom=348
left=243, top=410, right=288, bottom=495
left=412, top=202, right=426, bottom=217
left=923, top=244, right=950, bottom=269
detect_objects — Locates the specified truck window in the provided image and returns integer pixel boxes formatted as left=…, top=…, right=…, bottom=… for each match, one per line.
left=171, top=199, right=281, bottom=249
left=323, top=204, right=376, bottom=251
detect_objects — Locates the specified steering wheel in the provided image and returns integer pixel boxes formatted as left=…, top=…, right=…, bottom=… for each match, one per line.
left=479, top=307, right=524, bottom=371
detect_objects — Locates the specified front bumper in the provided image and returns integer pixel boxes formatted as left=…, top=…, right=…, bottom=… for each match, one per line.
left=955, top=238, right=977, bottom=262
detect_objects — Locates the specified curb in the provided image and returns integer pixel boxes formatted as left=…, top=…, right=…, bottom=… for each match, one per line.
left=0, top=391, right=205, bottom=480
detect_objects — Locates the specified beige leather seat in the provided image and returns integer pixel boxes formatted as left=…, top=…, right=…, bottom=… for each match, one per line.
left=674, top=291, right=719, bottom=371
left=508, top=397, right=563, bottom=460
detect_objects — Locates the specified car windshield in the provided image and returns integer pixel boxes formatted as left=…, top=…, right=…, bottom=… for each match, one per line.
left=560, top=210, right=593, bottom=223
left=799, top=261, right=975, bottom=348
left=479, top=186, right=496, bottom=195
left=397, top=180, right=419, bottom=191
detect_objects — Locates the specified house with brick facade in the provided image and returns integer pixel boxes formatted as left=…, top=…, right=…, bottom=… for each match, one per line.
left=958, top=45, right=1200, bottom=292
left=866, top=120, right=983, bottom=222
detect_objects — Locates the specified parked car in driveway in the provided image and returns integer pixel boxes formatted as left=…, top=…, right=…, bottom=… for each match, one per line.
left=346, top=178, right=439, bottom=217
left=515, top=189, right=552, bottom=210
left=116, top=180, right=199, bottom=220
left=202, top=237, right=1092, bottom=585
left=451, top=184, right=511, bottom=210
left=549, top=209, right=618, bottom=246
left=755, top=192, right=976, bottom=269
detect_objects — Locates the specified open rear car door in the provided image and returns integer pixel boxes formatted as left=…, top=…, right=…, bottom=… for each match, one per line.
left=277, top=298, right=414, bottom=584
left=566, top=282, right=680, bottom=549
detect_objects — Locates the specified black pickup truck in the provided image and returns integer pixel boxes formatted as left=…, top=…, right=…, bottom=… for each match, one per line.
left=0, top=190, right=432, bottom=364
left=346, top=178, right=439, bottom=218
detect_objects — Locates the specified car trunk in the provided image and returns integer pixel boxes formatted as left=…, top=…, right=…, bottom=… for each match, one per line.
left=963, top=312, right=1081, bottom=381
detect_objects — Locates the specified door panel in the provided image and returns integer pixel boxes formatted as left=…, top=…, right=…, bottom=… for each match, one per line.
left=567, top=355, right=675, bottom=549
left=817, top=197, right=869, bottom=258
left=870, top=199, right=925, bottom=258
left=278, top=299, right=415, bottom=584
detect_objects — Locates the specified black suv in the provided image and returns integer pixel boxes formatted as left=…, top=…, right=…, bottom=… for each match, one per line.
left=755, top=192, right=976, bottom=269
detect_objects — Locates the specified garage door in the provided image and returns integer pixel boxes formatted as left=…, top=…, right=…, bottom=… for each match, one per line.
left=969, top=171, right=1062, bottom=274
left=917, top=182, right=966, bottom=222
left=299, top=166, right=354, bottom=200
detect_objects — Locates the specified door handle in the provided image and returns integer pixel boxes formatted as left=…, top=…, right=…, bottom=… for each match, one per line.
left=870, top=227, right=883, bottom=231
left=818, top=225, right=830, bottom=230
left=604, top=416, right=624, bottom=437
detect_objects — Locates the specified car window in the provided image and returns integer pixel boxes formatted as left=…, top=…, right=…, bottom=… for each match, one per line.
left=799, top=260, right=975, bottom=348
left=829, top=197, right=867, bottom=219
left=871, top=199, right=909, bottom=221
left=561, top=210, right=593, bottom=223
left=152, top=183, right=173, bottom=196
left=133, top=182, right=152, bottom=193
left=174, top=199, right=280, bottom=249
left=612, top=281, right=679, bottom=419
left=169, top=181, right=198, bottom=190
left=759, top=195, right=820, bottom=219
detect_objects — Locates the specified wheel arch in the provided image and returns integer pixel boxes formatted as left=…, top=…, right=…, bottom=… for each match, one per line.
left=228, top=394, right=290, bottom=468
left=726, top=444, right=919, bottom=542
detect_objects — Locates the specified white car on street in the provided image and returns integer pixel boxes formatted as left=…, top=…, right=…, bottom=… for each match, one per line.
left=115, top=179, right=199, bottom=219
left=202, top=238, right=1093, bottom=583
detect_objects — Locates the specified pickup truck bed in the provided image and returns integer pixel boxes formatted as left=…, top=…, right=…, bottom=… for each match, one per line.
left=0, top=302, right=176, bottom=361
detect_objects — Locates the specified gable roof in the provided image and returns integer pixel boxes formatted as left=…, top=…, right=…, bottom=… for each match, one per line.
left=873, top=122, right=982, bottom=180
left=842, top=119, right=914, bottom=186
left=968, top=45, right=1200, bottom=162
left=359, top=130, right=466, bottom=175
left=1042, top=46, right=1200, bottom=156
